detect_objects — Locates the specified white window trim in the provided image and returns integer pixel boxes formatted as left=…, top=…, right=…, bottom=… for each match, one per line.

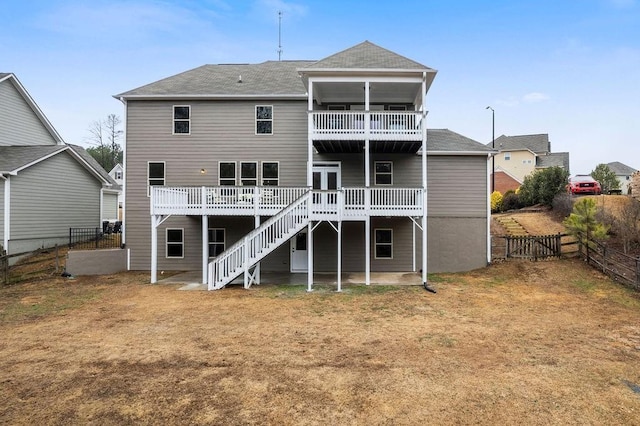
left=240, top=161, right=258, bottom=186
left=208, top=228, right=226, bottom=258
left=374, top=228, right=393, bottom=259
left=374, top=161, right=393, bottom=186
left=255, top=105, right=273, bottom=135
left=261, top=161, right=279, bottom=186
left=504, top=152, right=511, bottom=160
left=147, top=161, right=166, bottom=197
left=166, top=228, right=184, bottom=259
left=172, top=105, right=191, bottom=135
left=218, top=161, right=237, bottom=186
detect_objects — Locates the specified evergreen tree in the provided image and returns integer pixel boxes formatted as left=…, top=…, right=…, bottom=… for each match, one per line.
left=563, top=198, right=608, bottom=246
left=590, top=163, right=620, bottom=194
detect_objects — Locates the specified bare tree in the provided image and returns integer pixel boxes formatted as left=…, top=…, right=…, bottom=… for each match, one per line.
left=616, top=198, right=640, bottom=254
left=85, top=115, right=123, bottom=171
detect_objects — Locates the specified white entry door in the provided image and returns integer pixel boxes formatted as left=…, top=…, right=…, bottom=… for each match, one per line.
left=290, top=230, right=308, bottom=272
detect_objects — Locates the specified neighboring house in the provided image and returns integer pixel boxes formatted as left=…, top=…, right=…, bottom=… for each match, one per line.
left=606, top=161, right=637, bottom=195
left=108, top=163, right=124, bottom=209
left=115, top=41, right=495, bottom=290
left=488, top=134, right=570, bottom=192
left=0, top=72, right=119, bottom=254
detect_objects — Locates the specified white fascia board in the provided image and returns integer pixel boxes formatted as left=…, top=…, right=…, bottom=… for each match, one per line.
left=300, top=67, right=436, bottom=74
left=114, top=94, right=307, bottom=101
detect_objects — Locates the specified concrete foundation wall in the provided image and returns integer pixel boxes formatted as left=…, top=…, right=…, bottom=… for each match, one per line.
left=66, top=249, right=129, bottom=276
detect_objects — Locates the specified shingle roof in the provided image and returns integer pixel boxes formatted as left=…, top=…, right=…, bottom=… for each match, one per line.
left=67, top=144, right=120, bottom=189
left=0, top=146, right=66, bottom=173
left=606, top=161, right=637, bottom=176
left=115, top=61, right=314, bottom=98
left=491, top=134, right=550, bottom=154
left=537, top=152, right=570, bottom=171
left=0, top=72, right=11, bottom=80
left=304, top=41, right=433, bottom=71
left=428, top=129, right=494, bottom=153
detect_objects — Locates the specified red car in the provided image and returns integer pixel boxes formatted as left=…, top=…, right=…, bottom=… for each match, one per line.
left=568, top=175, right=602, bottom=195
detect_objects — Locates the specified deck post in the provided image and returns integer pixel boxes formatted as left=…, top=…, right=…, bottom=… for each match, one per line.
left=307, top=221, right=314, bottom=292
left=202, top=215, right=208, bottom=284
left=364, top=81, right=371, bottom=286
left=254, top=215, right=261, bottom=284
left=151, top=215, right=158, bottom=284
left=307, top=81, right=314, bottom=188
left=337, top=219, right=342, bottom=292
left=421, top=72, right=432, bottom=292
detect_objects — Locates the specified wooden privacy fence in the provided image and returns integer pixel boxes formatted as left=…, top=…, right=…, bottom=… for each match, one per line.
left=580, top=239, right=640, bottom=291
left=492, top=233, right=576, bottom=261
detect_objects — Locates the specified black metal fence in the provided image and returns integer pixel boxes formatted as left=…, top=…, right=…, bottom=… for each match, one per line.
left=69, top=225, right=122, bottom=250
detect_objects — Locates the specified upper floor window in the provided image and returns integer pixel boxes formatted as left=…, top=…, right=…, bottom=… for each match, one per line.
left=256, top=105, right=273, bottom=134
left=219, top=162, right=236, bottom=185
left=262, top=162, right=279, bottom=186
left=147, top=161, right=165, bottom=196
left=173, top=105, right=191, bottom=134
left=504, top=152, right=511, bottom=160
left=375, top=161, right=393, bottom=185
left=241, top=162, right=258, bottom=186
left=166, top=228, right=184, bottom=258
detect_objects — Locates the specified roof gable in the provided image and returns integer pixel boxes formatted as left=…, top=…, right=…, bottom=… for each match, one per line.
left=427, top=129, right=494, bottom=154
left=491, top=134, right=550, bottom=154
left=0, top=73, right=64, bottom=145
left=304, top=41, right=433, bottom=71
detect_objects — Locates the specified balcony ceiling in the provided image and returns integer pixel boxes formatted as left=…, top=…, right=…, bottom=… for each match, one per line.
left=313, top=82, right=422, bottom=105
left=313, top=140, right=422, bottom=154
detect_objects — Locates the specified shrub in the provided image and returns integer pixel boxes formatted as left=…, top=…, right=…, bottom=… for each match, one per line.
left=491, top=191, right=503, bottom=213
left=551, top=192, right=573, bottom=217
left=502, top=192, right=523, bottom=211
left=519, top=166, right=570, bottom=207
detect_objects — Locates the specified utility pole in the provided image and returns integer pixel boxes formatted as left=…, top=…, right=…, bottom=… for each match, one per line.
left=278, top=11, right=283, bottom=61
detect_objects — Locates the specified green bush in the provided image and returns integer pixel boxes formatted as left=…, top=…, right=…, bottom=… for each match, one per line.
left=502, top=192, right=523, bottom=211
left=519, top=166, right=570, bottom=207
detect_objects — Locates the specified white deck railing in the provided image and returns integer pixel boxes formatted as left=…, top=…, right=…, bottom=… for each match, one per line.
left=151, top=186, right=423, bottom=218
left=311, top=111, right=422, bottom=141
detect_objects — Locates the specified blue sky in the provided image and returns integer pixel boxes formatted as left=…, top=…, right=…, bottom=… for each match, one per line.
left=1, top=0, right=639, bottom=174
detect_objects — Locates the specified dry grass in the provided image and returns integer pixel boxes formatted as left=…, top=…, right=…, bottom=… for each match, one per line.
left=1, top=260, right=640, bottom=424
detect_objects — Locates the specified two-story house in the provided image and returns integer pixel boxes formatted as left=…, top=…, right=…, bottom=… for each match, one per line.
left=109, top=163, right=124, bottom=211
left=489, top=133, right=570, bottom=193
left=115, top=41, right=494, bottom=291
left=0, top=72, right=119, bottom=255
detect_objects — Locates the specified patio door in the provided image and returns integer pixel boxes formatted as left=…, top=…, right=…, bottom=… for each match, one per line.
left=312, top=163, right=341, bottom=210
left=290, top=230, right=308, bottom=272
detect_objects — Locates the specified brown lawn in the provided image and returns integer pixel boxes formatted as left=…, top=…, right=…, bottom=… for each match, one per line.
left=1, top=258, right=640, bottom=425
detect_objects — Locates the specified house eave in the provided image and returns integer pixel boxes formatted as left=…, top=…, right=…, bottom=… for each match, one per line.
left=425, top=150, right=497, bottom=156
left=114, top=94, right=308, bottom=101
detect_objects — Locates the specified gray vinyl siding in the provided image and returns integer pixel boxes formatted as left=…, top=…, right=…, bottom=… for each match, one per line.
left=125, top=99, right=308, bottom=270
left=10, top=152, right=101, bottom=242
left=102, top=192, right=119, bottom=221
left=0, top=181, right=4, bottom=246
left=0, top=79, right=58, bottom=146
left=427, top=156, right=487, bottom=216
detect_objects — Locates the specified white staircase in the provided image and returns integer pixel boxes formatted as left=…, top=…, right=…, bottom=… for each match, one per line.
left=207, top=191, right=311, bottom=290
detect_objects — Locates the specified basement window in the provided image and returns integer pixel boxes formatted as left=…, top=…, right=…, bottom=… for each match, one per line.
left=374, top=229, right=393, bottom=259
left=208, top=228, right=225, bottom=257
left=166, top=229, right=184, bottom=258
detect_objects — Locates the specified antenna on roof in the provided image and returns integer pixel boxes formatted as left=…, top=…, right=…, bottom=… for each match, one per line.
left=277, top=10, right=283, bottom=61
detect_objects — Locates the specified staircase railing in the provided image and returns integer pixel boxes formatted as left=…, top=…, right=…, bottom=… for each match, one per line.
left=208, top=191, right=312, bottom=290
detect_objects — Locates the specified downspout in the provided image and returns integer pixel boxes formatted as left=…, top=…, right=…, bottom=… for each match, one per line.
left=421, top=72, right=436, bottom=293
left=487, top=153, right=492, bottom=265
left=2, top=175, right=9, bottom=251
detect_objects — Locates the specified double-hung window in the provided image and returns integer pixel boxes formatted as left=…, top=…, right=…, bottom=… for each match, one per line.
left=166, top=229, right=184, bottom=258
left=374, top=229, right=393, bottom=259
left=374, top=161, right=393, bottom=185
left=208, top=228, right=225, bottom=257
left=261, top=162, right=279, bottom=186
left=256, top=105, right=273, bottom=134
left=240, top=162, right=258, bottom=186
left=219, top=162, right=236, bottom=185
left=504, top=152, right=511, bottom=161
left=173, top=105, right=190, bottom=134
left=147, top=161, right=165, bottom=196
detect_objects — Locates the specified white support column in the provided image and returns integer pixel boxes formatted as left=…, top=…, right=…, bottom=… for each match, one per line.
left=3, top=176, right=10, bottom=250
left=151, top=215, right=158, bottom=284
left=421, top=72, right=433, bottom=292
left=307, top=80, right=314, bottom=187
left=337, top=220, right=342, bottom=292
left=412, top=219, right=416, bottom=272
left=307, top=221, right=314, bottom=292
left=255, top=215, right=261, bottom=284
left=364, top=80, right=371, bottom=286
left=486, top=153, right=492, bottom=265
left=202, top=215, right=208, bottom=284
